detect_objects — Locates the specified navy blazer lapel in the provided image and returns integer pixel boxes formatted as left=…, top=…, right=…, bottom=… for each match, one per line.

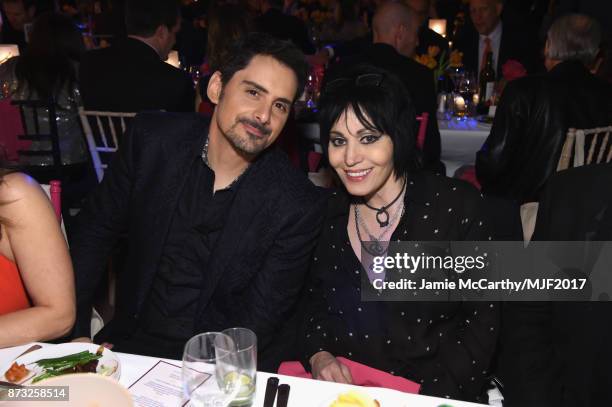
left=134, top=122, right=208, bottom=311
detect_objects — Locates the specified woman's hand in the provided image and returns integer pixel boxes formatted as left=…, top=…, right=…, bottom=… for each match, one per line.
left=310, top=351, right=353, bottom=384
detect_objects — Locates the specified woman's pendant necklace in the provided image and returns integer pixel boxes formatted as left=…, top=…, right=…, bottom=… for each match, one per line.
left=375, top=209, right=390, bottom=227
left=354, top=201, right=405, bottom=257
left=364, top=178, right=408, bottom=228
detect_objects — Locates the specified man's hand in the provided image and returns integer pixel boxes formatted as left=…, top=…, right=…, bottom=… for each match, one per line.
left=310, top=351, right=353, bottom=384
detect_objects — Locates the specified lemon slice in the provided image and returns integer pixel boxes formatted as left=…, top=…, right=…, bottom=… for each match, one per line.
left=329, top=390, right=380, bottom=407
left=223, top=372, right=255, bottom=398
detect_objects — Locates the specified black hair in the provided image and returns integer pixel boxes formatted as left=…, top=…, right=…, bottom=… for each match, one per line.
left=15, top=12, right=84, bottom=100
left=218, top=32, right=308, bottom=101
left=318, top=64, right=417, bottom=178
left=124, top=0, right=180, bottom=37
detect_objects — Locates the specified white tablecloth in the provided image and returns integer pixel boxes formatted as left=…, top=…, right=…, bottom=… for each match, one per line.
left=0, top=343, right=485, bottom=406
left=439, top=118, right=491, bottom=177
left=297, top=119, right=491, bottom=177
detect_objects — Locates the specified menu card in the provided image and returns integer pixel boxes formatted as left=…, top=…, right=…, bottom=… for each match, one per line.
left=129, top=361, right=210, bottom=407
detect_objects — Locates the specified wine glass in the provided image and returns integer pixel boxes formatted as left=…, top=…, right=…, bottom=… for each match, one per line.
left=447, top=66, right=465, bottom=93
left=456, top=72, right=477, bottom=117
left=182, top=332, right=240, bottom=407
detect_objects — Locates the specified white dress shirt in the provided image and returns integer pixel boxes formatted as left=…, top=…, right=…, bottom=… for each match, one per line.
left=478, top=21, right=503, bottom=75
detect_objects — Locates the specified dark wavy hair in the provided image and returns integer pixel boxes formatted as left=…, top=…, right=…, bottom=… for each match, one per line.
left=219, top=32, right=308, bottom=101
left=15, top=12, right=84, bottom=100
left=318, top=64, right=417, bottom=178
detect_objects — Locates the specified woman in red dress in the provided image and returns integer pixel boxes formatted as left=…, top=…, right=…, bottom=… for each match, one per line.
left=0, top=171, right=75, bottom=347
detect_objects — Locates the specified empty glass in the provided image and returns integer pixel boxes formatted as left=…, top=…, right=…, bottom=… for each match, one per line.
left=221, top=328, right=257, bottom=406
left=182, top=332, right=240, bottom=407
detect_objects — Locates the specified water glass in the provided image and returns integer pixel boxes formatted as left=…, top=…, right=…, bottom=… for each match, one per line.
left=221, top=328, right=257, bottom=406
left=182, top=332, right=240, bottom=407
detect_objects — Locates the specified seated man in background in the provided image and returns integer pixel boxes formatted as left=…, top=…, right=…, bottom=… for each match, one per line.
left=79, top=0, right=195, bottom=113
left=70, top=33, right=327, bottom=371
left=453, top=0, right=540, bottom=78
left=0, top=0, right=36, bottom=52
left=476, top=13, right=612, bottom=204
left=499, top=162, right=612, bottom=407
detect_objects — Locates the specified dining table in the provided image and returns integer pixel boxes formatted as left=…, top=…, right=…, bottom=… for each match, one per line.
left=297, top=117, right=491, bottom=178
left=438, top=118, right=491, bottom=177
left=0, top=342, right=487, bottom=407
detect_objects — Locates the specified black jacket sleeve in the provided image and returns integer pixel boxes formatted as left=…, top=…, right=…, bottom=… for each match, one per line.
left=69, top=117, right=138, bottom=338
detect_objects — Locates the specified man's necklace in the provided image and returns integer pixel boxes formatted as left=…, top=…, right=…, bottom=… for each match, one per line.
left=201, top=137, right=246, bottom=190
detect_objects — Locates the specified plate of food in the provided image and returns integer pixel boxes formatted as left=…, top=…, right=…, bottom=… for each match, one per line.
left=2, top=343, right=121, bottom=385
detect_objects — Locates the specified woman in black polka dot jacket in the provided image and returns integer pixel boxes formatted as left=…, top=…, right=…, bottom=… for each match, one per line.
left=300, top=64, right=499, bottom=404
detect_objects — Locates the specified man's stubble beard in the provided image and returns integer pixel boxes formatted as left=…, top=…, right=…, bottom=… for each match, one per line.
left=221, top=116, right=273, bottom=156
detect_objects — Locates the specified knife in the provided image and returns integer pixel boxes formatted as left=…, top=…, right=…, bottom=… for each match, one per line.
left=0, top=380, right=23, bottom=389
left=276, top=384, right=290, bottom=407
left=262, top=377, right=279, bottom=407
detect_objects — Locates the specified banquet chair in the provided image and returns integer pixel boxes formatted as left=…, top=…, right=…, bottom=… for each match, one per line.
left=78, top=108, right=136, bottom=182
left=415, top=112, right=429, bottom=150
left=40, top=180, right=67, bottom=240
left=523, top=125, right=612, bottom=243
left=39, top=179, right=105, bottom=336
left=12, top=98, right=63, bottom=182
left=556, top=125, right=612, bottom=171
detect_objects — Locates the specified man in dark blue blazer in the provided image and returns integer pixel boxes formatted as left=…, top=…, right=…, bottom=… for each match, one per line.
left=70, top=33, right=327, bottom=370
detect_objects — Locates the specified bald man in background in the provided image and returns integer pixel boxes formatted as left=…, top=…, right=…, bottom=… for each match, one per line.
left=325, top=1, right=443, bottom=171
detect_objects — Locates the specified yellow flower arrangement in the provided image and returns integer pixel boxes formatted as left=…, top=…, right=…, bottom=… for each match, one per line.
left=414, top=54, right=437, bottom=70
left=414, top=47, right=464, bottom=92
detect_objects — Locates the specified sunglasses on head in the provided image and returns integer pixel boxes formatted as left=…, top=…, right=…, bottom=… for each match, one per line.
left=324, top=73, right=386, bottom=93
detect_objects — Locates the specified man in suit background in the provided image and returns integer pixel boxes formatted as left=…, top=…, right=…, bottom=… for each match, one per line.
left=79, top=0, right=194, bottom=113
left=70, top=33, right=326, bottom=371
left=476, top=14, right=612, bottom=204
left=453, top=0, right=540, bottom=78
left=327, top=1, right=442, bottom=171
left=0, top=0, right=36, bottom=52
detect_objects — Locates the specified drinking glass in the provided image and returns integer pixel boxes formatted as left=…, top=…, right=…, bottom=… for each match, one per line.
left=221, top=328, right=257, bottom=406
left=455, top=72, right=478, bottom=117
left=182, top=332, right=240, bottom=407
left=447, top=66, right=464, bottom=93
